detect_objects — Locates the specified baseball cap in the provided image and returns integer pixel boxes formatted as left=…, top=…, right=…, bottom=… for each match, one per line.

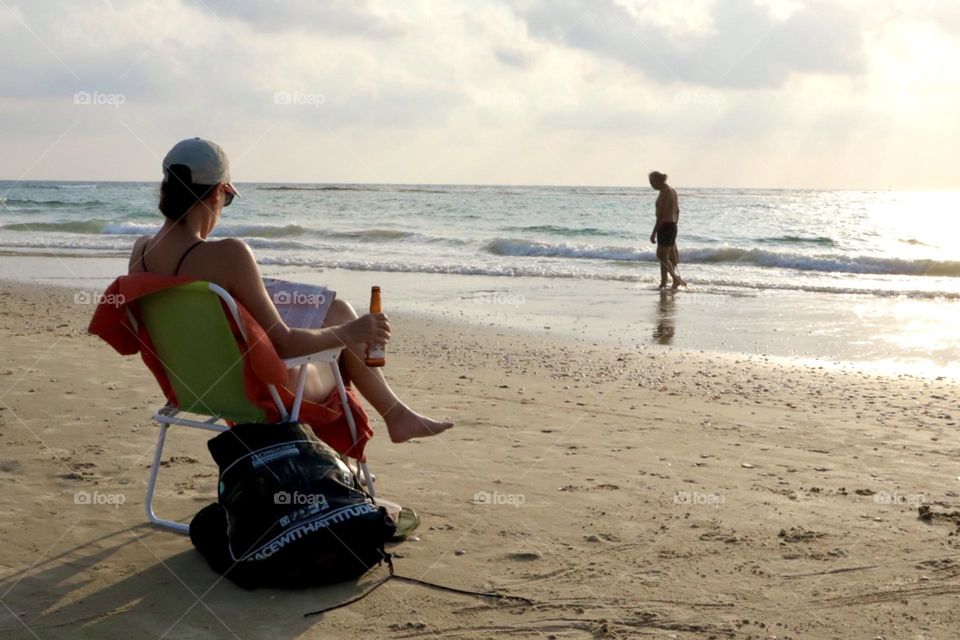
left=162, top=137, right=239, bottom=197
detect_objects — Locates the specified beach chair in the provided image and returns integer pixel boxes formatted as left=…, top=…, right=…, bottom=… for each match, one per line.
left=132, top=281, right=375, bottom=534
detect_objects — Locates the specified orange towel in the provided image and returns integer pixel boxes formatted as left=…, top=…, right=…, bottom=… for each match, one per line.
left=88, top=274, right=372, bottom=460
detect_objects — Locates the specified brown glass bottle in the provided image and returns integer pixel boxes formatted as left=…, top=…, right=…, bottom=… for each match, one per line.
left=364, top=286, right=385, bottom=367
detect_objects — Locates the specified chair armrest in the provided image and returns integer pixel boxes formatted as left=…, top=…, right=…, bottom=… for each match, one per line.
left=281, top=347, right=344, bottom=369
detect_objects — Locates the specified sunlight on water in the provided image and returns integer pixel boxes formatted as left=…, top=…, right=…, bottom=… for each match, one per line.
left=864, top=191, right=960, bottom=260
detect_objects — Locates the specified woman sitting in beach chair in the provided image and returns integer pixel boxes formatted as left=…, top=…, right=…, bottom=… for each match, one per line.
left=127, top=137, right=454, bottom=444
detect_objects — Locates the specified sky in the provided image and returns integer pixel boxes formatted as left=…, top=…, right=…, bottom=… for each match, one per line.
left=1, top=0, right=959, bottom=189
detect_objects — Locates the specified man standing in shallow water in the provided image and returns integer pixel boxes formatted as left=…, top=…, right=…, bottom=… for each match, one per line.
left=649, top=171, right=686, bottom=289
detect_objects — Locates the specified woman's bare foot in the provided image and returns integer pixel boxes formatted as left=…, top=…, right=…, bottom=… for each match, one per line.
left=671, top=275, right=687, bottom=289
left=385, top=405, right=455, bottom=443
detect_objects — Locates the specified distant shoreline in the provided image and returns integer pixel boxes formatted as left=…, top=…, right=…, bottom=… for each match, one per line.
left=2, top=255, right=957, bottom=380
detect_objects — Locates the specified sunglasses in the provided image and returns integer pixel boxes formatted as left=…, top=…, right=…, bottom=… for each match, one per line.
left=223, top=185, right=236, bottom=207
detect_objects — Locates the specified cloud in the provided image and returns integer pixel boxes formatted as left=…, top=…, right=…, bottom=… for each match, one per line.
left=494, top=45, right=536, bottom=67
left=0, top=0, right=456, bottom=136
left=185, top=0, right=408, bottom=38
left=514, top=0, right=867, bottom=88
left=1, top=0, right=958, bottom=187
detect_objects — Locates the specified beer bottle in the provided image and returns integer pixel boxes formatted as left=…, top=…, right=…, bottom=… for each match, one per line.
left=365, top=286, right=386, bottom=367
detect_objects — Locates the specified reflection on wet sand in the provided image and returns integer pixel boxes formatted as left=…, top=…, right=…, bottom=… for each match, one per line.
left=653, top=290, right=676, bottom=345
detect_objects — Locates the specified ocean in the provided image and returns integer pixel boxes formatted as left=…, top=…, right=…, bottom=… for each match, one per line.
left=2, top=181, right=958, bottom=298
left=1, top=181, right=958, bottom=376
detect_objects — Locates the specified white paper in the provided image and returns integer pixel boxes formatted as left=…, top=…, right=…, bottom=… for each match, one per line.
left=262, top=278, right=336, bottom=330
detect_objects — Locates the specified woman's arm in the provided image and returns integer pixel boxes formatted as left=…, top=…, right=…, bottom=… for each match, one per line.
left=215, top=239, right=388, bottom=358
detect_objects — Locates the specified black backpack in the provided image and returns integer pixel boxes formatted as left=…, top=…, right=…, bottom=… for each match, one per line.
left=190, top=421, right=395, bottom=589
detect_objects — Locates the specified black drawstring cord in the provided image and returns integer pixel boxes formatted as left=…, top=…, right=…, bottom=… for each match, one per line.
left=304, top=555, right=533, bottom=618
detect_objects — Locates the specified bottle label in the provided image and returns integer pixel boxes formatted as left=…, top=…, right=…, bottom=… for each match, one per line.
left=368, top=344, right=385, bottom=359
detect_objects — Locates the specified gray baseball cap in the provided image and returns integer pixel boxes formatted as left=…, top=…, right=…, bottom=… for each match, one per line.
left=162, top=137, right=239, bottom=195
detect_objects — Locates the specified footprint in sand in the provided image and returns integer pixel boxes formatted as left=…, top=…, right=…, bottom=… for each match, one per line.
left=778, top=527, right=827, bottom=543
left=504, top=551, right=542, bottom=562
left=584, top=533, right=620, bottom=543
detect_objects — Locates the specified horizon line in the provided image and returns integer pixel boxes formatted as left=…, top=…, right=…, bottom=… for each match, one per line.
left=0, top=178, right=952, bottom=193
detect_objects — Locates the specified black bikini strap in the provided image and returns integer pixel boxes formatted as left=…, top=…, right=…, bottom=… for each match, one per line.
left=174, top=241, right=204, bottom=275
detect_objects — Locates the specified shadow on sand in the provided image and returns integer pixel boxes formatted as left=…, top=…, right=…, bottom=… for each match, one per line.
left=0, top=520, right=387, bottom=638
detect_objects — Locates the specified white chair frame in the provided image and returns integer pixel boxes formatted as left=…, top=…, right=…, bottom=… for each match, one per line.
left=135, top=282, right=375, bottom=534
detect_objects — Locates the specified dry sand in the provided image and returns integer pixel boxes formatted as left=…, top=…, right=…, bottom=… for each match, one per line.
left=1, top=279, right=959, bottom=639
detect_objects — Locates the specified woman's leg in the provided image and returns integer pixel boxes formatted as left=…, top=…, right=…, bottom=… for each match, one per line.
left=322, top=298, right=454, bottom=443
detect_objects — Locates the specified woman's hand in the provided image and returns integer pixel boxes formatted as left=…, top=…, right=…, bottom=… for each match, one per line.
left=342, top=313, right=391, bottom=346
left=650, top=231, right=657, bottom=244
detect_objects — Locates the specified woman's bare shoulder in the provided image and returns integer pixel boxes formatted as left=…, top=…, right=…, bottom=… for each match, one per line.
left=206, top=237, right=253, bottom=260
left=200, top=238, right=260, bottom=286
left=127, top=235, right=152, bottom=272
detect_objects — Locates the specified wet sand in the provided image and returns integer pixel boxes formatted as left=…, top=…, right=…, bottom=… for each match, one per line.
left=2, top=254, right=959, bottom=379
left=1, top=279, right=959, bottom=639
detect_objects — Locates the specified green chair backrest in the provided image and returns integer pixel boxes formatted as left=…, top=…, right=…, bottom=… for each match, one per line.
left=137, top=282, right=266, bottom=423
